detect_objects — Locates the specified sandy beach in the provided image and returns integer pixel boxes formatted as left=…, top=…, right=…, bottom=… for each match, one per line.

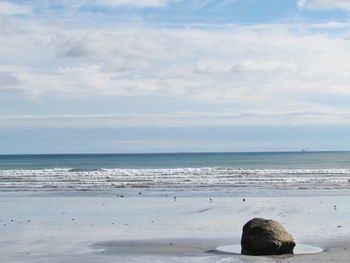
left=1, top=192, right=350, bottom=262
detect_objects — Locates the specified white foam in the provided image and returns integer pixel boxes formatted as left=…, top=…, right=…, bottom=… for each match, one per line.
left=1, top=167, right=350, bottom=192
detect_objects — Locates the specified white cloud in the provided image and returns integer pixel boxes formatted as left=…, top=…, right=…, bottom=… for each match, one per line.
left=233, top=60, right=298, bottom=73
left=311, top=22, right=350, bottom=29
left=194, top=59, right=297, bottom=74
left=1, top=109, right=349, bottom=128
left=0, top=71, right=20, bottom=87
left=2, top=22, right=350, bottom=104
left=297, top=0, right=350, bottom=10
left=87, top=0, right=181, bottom=8
left=2, top=11, right=350, bottom=126
left=0, top=1, right=31, bottom=15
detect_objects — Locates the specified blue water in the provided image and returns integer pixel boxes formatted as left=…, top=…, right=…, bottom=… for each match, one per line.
left=1, top=152, right=350, bottom=195
left=1, top=151, right=350, bottom=170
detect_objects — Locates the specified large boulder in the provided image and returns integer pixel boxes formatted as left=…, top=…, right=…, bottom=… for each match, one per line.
left=241, top=218, right=295, bottom=255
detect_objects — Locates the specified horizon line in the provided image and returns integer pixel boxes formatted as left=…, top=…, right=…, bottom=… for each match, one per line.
left=0, top=150, right=349, bottom=156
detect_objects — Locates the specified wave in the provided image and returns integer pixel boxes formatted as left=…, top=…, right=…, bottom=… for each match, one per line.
left=68, top=168, right=105, bottom=172
left=1, top=167, right=350, bottom=192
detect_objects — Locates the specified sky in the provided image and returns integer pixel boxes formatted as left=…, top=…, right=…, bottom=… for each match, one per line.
left=1, top=0, right=350, bottom=153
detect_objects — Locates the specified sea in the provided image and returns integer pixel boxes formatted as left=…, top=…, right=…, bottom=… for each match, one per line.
left=1, top=151, right=350, bottom=197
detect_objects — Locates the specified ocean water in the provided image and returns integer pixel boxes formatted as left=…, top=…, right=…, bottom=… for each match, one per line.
left=1, top=152, right=350, bottom=196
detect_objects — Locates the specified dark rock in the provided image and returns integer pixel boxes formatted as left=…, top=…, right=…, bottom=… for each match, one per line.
left=241, top=218, right=295, bottom=256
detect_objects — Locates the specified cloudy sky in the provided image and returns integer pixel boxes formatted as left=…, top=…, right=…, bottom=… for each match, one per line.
left=1, top=0, right=350, bottom=153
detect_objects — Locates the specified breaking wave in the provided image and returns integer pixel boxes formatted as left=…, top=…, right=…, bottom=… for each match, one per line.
left=1, top=167, right=350, bottom=192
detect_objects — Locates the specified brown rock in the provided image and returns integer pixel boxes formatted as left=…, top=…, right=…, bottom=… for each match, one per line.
left=241, top=218, right=295, bottom=255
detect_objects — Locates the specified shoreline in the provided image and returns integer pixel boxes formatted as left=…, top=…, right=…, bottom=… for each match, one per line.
left=2, top=188, right=350, bottom=199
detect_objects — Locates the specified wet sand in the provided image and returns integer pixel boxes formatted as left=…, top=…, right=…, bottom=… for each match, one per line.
left=0, top=193, right=349, bottom=262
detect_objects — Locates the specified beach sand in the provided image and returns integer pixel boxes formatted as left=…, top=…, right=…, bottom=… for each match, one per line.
left=1, top=193, right=349, bottom=262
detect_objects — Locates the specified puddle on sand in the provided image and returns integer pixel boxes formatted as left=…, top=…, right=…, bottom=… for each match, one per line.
left=215, top=244, right=323, bottom=255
